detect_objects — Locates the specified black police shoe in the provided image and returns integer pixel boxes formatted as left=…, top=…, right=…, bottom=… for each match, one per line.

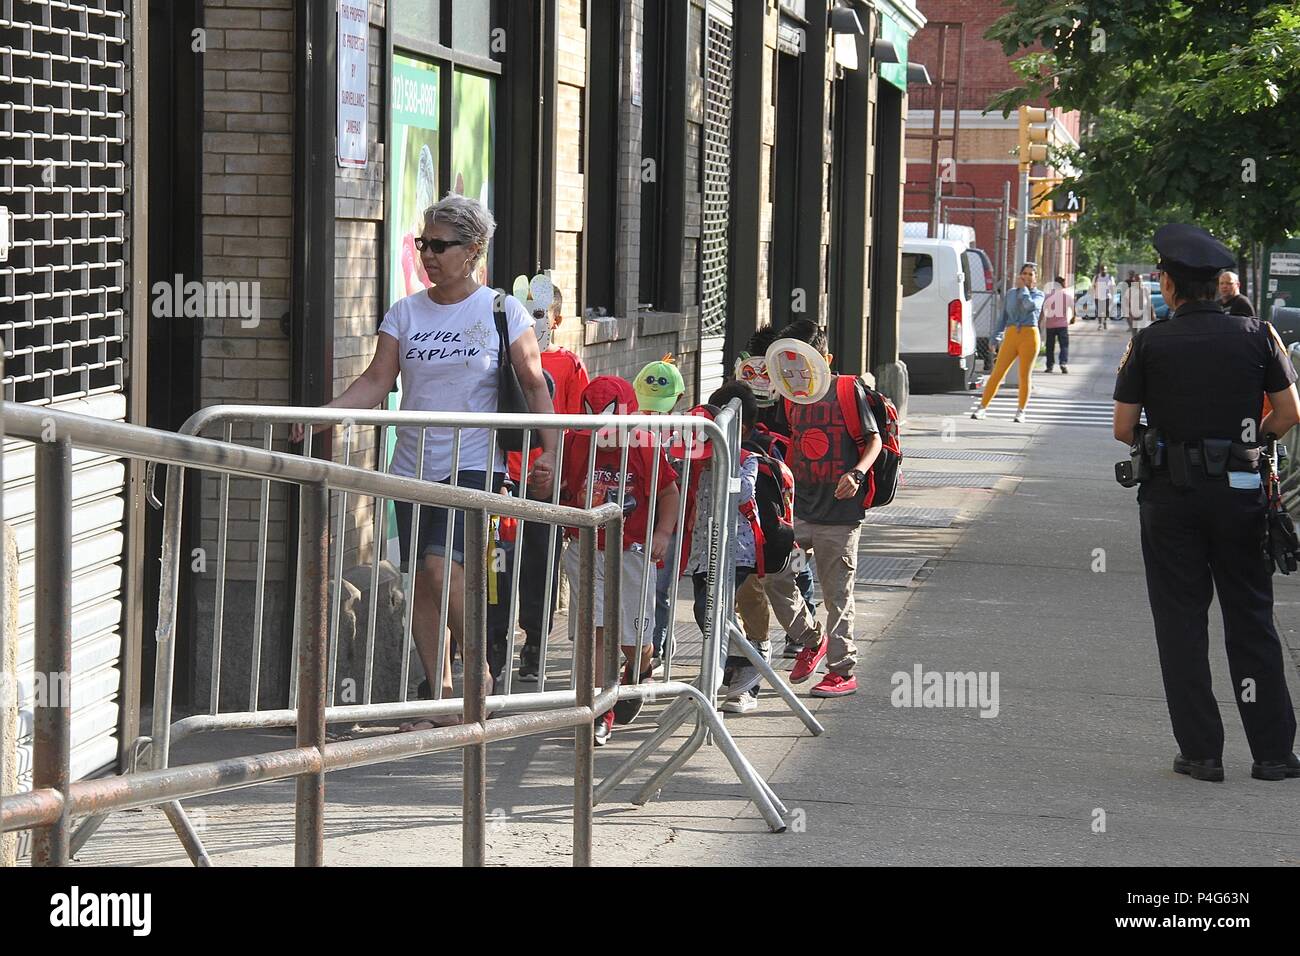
left=1173, top=754, right=1225, bottom=782
left=1251, top=752, right=1300, bottom=781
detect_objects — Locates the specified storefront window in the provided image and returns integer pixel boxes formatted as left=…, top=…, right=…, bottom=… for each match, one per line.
left=391, top=0, right=439, bottom=45
left=451, top=0, right=493, bottom=58
left=451, top=70, right=494, bottom=213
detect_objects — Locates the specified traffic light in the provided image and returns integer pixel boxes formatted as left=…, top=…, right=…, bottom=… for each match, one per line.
left=1032, top=178, right=1059, bottom=217
left=1018, top=106, right=1050, bottom=168
left=1051, top=187, right=1084, bottom=215
left=1030, top=178, right=1085, bottom=218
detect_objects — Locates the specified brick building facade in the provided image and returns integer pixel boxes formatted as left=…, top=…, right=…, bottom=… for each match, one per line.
left=2, top=0, right=924, bottom=781
left=903, top=0, right=1076, bottom=285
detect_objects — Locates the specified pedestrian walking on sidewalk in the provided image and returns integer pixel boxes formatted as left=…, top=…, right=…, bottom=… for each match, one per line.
left=1041, top=274, right=1074, bottom=374
left=1092, top=264, right=1116, bottom=330
left=772, top=320, right=885, bottom=697
left=733, top=324, right=820, bottom=659
left=291, top=193, right=559, bottom=726
left=1121, top=270, right=1152, bottom=334
left=1113, top=222, right=1300, bottom=783
left=971, top=262, right=1045, bottom=423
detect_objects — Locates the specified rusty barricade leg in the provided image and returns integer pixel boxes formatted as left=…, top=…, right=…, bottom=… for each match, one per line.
left=294, top=480, right=330, bottom=866
left=462, top=506, right=488, bottom=866
left=32, top=437, right=72, bottom=866
left=571, top=523, right=597, bottom=866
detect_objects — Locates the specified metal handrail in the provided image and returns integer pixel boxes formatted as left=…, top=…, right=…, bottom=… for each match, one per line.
left=7, top=402, right=612, bottom=527
left=0, top=400, right=619, bottom=866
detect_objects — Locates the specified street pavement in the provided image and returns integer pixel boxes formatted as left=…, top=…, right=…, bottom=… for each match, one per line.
left=77, top=320, right=1300, bottom=866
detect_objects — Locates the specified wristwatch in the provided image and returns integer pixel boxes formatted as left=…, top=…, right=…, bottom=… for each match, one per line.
left=847, top=469, right=866, bottom=484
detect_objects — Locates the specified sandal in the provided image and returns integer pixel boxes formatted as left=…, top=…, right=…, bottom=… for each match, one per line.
left=397, top=714, right=462, bottom=733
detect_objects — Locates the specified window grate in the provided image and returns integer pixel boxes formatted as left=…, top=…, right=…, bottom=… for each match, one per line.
left=1, top=0, right=129, bottom=407
left=700, top=3, right=732, bottom=339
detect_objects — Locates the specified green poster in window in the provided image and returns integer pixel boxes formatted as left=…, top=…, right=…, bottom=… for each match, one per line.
left=389, top=54, right=440, bottom=304
left=451, top=70, right=494, bottom=221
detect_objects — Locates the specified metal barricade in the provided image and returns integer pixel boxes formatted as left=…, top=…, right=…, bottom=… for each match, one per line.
left=0, top=400, right=621, bottom=865
left=126, top=402, right=815, bottom=861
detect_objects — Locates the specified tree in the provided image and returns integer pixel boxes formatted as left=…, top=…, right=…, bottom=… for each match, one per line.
left=985, top=1, right=1300, bottom=251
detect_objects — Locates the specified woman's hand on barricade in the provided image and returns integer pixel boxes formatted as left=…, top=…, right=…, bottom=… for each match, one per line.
left=529, top=451, right=556, bottom=499
left=289, top=421, right=330, bottom=444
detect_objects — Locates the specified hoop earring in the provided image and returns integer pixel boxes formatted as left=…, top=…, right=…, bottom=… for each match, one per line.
left=463, top=259, right=472, bottom=278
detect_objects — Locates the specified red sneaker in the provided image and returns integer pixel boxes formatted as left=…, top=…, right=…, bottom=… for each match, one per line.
left=789, top=637, right=827, bottom=684
left=594, top=709, right=615, bottom=746
left=810, top=673, right=857, bottom=698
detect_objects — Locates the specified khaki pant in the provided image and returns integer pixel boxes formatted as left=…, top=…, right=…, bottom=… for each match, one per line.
left=735, top=574, right=770, bottom=644
left=778, top=519, right=861, bottom=675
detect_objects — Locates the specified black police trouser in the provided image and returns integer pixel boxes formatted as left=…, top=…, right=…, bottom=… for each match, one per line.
left=1138, top=476, right=1297, bottom=761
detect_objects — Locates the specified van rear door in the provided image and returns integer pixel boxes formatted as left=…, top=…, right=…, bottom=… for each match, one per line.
left=900, top=249, right=939, bottom=354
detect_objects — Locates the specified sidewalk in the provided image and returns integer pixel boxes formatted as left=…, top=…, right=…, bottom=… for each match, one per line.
left=75, top=322, right=1300, bottom=866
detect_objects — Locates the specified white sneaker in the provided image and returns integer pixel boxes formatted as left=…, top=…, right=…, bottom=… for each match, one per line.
left=971, top=407, right=987, bottom=420
left=721, top=691, right=758, bottom=714
left=1013, top=409, right=1027, bottom=423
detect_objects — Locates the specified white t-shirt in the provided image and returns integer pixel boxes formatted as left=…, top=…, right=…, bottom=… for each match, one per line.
left=378, top=286, right=533, bottom=480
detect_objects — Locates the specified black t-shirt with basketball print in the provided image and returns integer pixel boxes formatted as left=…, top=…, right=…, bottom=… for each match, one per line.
left=785, top=376, right=879, bottom=525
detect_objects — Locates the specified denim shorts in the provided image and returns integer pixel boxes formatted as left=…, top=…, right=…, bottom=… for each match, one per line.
left=393, top=470, right=506, bottom=567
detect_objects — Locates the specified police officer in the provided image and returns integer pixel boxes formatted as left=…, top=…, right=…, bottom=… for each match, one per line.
left=1113, top=224, right=1300, bottom=782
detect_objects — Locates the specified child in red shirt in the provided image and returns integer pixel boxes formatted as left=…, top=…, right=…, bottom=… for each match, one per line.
left=560, top=376, right=679, bottom=745
left=506, top=288, right=590, bottom=682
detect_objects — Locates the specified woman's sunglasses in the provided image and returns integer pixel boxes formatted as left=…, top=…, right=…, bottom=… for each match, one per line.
left=414, top=237, right=465, bottom=254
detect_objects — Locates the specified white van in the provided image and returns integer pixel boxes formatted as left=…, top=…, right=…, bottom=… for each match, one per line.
left=900, top=237, right=976, bottom=392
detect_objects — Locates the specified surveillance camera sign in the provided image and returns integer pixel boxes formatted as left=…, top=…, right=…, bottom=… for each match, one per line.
left=338, top=1, right=369, bottom=168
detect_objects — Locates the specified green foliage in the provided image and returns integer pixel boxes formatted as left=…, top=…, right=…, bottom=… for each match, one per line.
left=985, top=1, right=1300, bottom=250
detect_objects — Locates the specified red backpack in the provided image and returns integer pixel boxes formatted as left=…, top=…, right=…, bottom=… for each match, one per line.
left=834, top=375, right=901, bottom=510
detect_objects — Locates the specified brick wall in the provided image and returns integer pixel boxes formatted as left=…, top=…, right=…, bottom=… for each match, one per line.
left=200, top=0, right=296, bottom=583
left=906, top=0, right=1079, bottom=271
left=554, top=0, right=586, bottom=318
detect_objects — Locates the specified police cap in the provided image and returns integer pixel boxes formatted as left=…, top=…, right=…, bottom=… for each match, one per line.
left=1153, top=223, right=1236, bottom=279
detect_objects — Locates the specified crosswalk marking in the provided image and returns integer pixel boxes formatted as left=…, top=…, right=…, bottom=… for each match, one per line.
left=967, top=395, right=1141, bottom=428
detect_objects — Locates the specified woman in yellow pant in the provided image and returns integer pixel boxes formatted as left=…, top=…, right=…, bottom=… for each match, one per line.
left=972, top=263, right=1045, bottom=423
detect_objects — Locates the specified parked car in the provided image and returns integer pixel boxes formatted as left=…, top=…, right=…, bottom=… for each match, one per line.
left=1272, top=306, right=1300, bottom=347
left=1150, top=292, right=1169, bottom=320
left=900, top=237, right=976, bottom=393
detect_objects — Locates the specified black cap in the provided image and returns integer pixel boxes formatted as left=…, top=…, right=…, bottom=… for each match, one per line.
left=1153, top=223, right=1236, bottom=278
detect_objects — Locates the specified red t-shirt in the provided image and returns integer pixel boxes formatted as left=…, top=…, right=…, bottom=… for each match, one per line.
left=559, top=433, right=678, bottom=550
left=508, top=347, right=591, bottom=483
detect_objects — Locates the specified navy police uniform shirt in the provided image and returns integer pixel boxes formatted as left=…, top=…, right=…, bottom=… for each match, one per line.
left=1113, top=300, right=1296, bottom=442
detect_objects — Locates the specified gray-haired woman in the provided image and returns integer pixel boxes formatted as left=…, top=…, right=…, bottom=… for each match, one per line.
left=293, top=193, right=557, bottom=727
